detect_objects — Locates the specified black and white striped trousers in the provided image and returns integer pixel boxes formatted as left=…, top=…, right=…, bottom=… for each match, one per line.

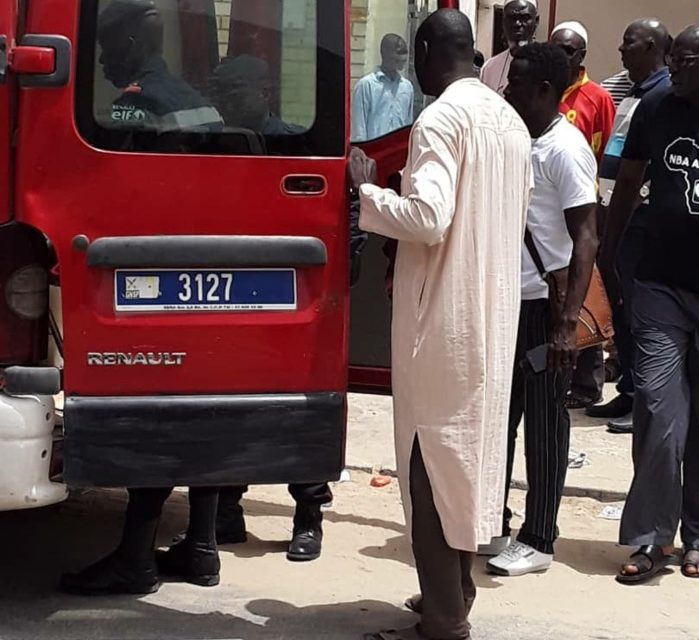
left=502, top=299, right=573, bottom=555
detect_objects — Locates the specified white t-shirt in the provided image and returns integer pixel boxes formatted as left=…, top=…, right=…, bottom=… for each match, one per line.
left=522, top=117, right=598, bottom=300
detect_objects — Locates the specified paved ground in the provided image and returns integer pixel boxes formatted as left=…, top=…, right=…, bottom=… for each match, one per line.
left=0, top=389, right=697, bottom=640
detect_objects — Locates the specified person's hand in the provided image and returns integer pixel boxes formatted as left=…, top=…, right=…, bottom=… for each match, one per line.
left=548, top=318, right=578, bottom=373
left=348, top=147, right=378, bottom=190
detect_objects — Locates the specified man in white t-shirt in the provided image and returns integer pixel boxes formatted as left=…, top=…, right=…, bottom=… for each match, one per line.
left=481, top=0, right=539, bottom=96
left=486, top=43, right=599, bottom=577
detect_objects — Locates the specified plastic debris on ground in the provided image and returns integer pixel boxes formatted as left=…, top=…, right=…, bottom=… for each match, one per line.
left=598, top=504, right=625, bottom=521
left=371, top=475, right=392, bottom=488
left=568, top=450, right=589, bottom=469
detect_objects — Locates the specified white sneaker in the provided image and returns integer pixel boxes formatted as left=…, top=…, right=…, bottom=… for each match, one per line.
left=486, top=541, right=553, bottom=576
left=477, top=535, right=511, bottom=557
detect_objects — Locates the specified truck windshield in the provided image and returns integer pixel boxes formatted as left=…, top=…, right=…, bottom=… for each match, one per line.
left=75, top=0, right=345, bottom=156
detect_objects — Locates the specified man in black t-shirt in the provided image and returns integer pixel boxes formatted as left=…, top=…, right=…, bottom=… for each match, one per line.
left=605, top=25, right=699, bottom=585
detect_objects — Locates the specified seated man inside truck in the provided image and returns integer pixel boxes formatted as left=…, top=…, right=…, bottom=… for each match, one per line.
left=61, top=0, right=225, bottom=595
left=97, top=0, right=223, bottom=137
left=207, top=54, right=334, bottom=563
left=208, top=54, right=305, bottom=136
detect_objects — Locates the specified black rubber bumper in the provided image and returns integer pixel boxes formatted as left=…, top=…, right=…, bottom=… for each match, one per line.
left=63, top=392, right=346, bottom=488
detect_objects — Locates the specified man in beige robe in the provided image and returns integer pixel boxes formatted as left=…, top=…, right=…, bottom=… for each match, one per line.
left=350, top=10, right=532, bottom=640
left=481, top=0, right=539, bottom=96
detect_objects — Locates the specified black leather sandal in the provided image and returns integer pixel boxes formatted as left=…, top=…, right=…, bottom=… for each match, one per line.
left=681, top=548, right=699, bottom=578
left=616, top=545, right=674, bottom=585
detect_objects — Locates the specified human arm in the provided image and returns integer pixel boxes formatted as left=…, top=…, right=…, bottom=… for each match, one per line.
left=597, top=98, right=650, bottom=294
left=351, top=80, right=369, bottom=142
left=546, top=139, right=599, bottom=371
left=594, top=90, right=617, bottom=164
left=351, top=116, right=460, bottom=245
left=549, top=203, right=599, bottom=371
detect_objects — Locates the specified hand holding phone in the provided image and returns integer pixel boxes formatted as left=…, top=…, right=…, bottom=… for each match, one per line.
left=521, top=344, right=549, bottom=376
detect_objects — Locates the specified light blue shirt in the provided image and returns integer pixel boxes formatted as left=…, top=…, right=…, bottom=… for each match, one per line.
left=351, top=68, right=414, bottom=142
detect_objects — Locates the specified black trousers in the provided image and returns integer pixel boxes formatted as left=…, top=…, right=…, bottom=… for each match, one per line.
left=411, top=439, right=474, bottom=640
left=125, top=486, right=219, bottom=550
left=569, top=344, right=605, bottom=401
left=503, top=300, right=573, bottom=555
left=219, top=483, right=333, bottom=506
left=612, top=219, right=647, bottom=395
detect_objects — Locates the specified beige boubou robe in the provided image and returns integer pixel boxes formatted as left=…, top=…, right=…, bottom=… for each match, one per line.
left=359, top=78, right=532, bottom=551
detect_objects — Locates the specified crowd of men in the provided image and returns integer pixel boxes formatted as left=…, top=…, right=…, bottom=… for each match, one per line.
left=48, top=0, right=699, bottom=638
left=351, top=1, right=699, bottom=637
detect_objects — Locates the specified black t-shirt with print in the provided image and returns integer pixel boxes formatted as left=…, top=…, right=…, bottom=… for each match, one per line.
left=623, top=92, right=699, bottom=292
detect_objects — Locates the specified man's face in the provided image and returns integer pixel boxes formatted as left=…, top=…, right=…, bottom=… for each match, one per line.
left=98, top=28, right=142, bottom=88
left=383, top=44, right=409, bottom=74
left=551, top=30, right=586, bottom=84
left=505, top=58, right=540, bottom=124
left=668, top=34, right=699, bottom=100
left=503, top=2, right=538, bottom=49
left=213, top=80, right=270, bottom=129
left=619, top=26, right=651, bottom=81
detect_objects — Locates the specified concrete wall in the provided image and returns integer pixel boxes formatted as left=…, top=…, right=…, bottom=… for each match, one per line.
left=538, top=0, right=697, bottom=81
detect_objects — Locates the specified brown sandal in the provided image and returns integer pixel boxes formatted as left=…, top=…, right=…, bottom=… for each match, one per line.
left=681, top=549, right=699, bottom=578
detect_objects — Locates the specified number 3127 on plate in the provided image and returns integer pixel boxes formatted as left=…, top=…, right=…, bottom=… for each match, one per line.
left=114, top=269, right=297, bottom=312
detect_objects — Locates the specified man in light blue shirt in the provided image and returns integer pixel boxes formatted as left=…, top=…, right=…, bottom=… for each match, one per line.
left=351, top=34, right=414, bottom=141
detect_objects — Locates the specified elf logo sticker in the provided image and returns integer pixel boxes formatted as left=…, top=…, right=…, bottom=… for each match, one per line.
left=664, top=137, right=699, bottom=215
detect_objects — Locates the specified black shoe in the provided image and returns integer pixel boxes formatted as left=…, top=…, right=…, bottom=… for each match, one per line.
left=586, top=393, right=633, bottom=419
left=287, top=505, right=323, bottom=562
left=216, top=504, right=248, bottom=545
left=156, top=539, right=220, bottom=587
left=566, top=392, right=603, bottom=410
left=60, top=551, right=160, bottom=596
left=607, top=413, right=633, bottom=434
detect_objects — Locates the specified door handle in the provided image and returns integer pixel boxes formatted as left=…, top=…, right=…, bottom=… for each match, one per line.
left=9, top=35, right=71, bottom=87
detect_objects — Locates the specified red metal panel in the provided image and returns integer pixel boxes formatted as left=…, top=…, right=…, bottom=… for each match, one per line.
left=0, top=0, right=17, bottom=223
left=14, top=0, right=349, bottom=398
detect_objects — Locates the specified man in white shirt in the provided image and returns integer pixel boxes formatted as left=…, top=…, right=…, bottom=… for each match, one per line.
left=481, top=0, right=539, bottom=96
left=487, top=42, right=599, bottom=577
left=351, top=34, right=414, bottom=141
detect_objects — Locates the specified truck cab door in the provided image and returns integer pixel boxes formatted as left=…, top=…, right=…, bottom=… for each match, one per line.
left=348, top=0, right=457, bottom=394
left=0, top=0, right=17, bottom=222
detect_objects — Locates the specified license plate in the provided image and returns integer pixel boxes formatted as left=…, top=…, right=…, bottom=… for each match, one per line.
left=114, top=269, right=297, bottom=312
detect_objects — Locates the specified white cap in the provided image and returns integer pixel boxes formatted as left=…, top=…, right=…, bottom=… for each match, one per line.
left=504, top=0, right=538, bottom=8
left=552, top=21, right=589, bottom=46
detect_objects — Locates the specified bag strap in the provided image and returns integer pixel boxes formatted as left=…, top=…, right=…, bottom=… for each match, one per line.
left=524, top=228, right=547, bottom=278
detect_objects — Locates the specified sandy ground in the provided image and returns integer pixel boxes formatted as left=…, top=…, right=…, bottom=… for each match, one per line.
left=0, top=471, right=697, bottom=640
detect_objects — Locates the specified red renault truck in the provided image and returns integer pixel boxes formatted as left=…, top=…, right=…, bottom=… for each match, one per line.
left=0, top=0, right=458, bottom=511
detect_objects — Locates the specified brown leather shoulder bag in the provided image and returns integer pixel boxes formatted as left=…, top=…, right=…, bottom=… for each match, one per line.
left=524, top=229, right=614, bottom=350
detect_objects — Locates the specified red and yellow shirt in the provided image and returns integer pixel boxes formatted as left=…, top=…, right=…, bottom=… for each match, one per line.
left=559, top=70, right=616, bottom=165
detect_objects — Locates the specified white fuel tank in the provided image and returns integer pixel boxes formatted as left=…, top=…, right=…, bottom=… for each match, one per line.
left=0, top=393, right=68, bottom=511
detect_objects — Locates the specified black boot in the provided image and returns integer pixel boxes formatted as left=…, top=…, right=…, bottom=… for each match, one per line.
left=216, top=487, right=248, bottom=545
left=60, top=487, right=170, bottom=595
left=157, top=487, right=221, bottom=587
left=156, top=538, right=220, bottom=587
left=287, top=504, right=323, bottom=562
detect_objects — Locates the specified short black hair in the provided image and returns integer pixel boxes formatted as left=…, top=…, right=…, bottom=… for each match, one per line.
left=512, top=42, right=571, bottom=101
left=381, top=33, right=408, bottom=57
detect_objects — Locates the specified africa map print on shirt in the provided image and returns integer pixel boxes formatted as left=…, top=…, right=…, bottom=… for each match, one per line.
left=665, top=137, right=699, bottom=215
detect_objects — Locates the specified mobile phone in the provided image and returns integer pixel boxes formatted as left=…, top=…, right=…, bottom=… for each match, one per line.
left=520, top=344, right=549, bottom=375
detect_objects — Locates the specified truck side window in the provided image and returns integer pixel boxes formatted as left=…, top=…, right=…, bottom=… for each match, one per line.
left=76, top=0, right=344, bottom=156
left=349, top=0, right=438, bottom=144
